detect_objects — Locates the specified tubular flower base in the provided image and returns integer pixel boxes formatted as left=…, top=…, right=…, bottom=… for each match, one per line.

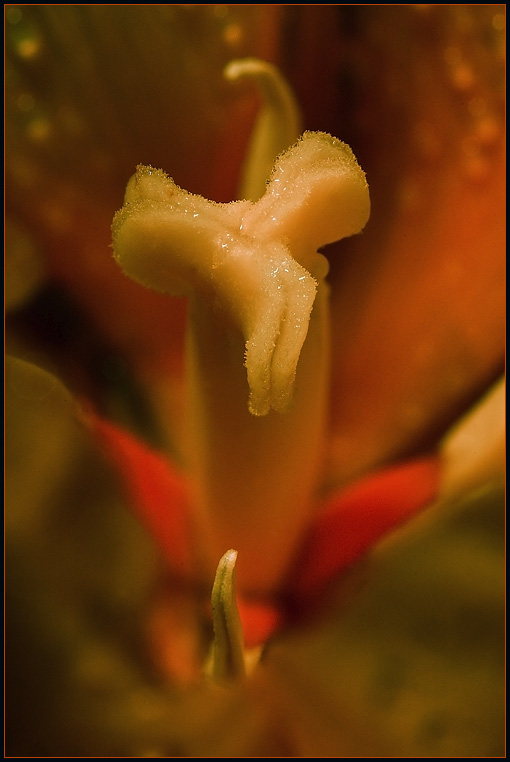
left=112, top=128, right=370, bottom=595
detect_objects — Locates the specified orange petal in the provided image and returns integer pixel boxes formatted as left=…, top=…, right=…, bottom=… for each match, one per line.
left=289, top=455, right=441, bottom=604
left=326, top=5, right=505, bottom=484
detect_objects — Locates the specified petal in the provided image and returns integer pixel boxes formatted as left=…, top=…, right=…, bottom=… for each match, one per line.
left=325, top=5, right=505, bottom=485
left=90, top=413, right=193, bottom=579
left=289, top=456, right=441, bottom=605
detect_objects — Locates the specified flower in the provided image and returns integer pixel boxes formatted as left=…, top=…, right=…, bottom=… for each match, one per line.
left=5, top=5, right=505, bottom=757
left=112, top=133, right=369, bottom=417
left=110, top=127, right=369, bottom=598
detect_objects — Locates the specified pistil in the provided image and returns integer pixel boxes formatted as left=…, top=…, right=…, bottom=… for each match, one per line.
left=112, top=62, right=370, bottom=597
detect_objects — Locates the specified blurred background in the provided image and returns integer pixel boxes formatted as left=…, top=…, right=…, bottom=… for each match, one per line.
left=5, top=5, right=505, bottom=757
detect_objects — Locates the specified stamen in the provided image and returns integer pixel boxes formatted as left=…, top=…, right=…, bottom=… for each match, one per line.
left=224, top=58, right=302, bottom=201
left=207, top=549, right=246, bottom=681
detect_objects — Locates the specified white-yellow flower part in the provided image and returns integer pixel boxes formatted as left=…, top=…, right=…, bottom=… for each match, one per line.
left=113, top=132, right=369, bottom=416
left=112, top=130, right=369, bottom=593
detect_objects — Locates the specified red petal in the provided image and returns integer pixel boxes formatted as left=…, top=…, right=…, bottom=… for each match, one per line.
left=91, top=415, right=193, bottom=578
left=289, top=455, right=441, bottom=603
left=237, top=597, right=285, bottom=651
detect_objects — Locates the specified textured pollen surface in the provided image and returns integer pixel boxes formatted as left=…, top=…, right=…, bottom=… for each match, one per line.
left=112, top=132, right=369, bottom=415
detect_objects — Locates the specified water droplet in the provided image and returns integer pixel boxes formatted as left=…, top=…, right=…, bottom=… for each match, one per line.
left=27, top=116, right=51, bottom=142
left=223, top=22, right=242, bottom=47
left=462, top=153, right=490, bottom=182
left=475, top=115, right=501, bottom=147
left=450, top=63, right=475, bottom=91
left=41, top=198, right=74, bottom=233
left=16, top=92, right=35, bottom=112
left=16, top=35, right=41, bottom=60
left=492, top=13, right=505, bottom=32
left=213, top=4, right=229, bottom=19
left=6, top=6, right=22, bottom=25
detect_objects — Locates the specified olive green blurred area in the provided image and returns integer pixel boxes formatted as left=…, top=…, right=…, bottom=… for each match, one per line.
left=5, top=356, right=505, bottom=756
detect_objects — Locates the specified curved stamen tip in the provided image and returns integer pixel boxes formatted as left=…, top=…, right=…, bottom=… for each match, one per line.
left=223, top=57, right=302, bottom=202
left=209, top=549, right=246, bottom=681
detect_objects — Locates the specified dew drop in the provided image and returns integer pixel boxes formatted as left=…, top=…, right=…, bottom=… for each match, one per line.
left=6, top=6, right=22, bottom=25
left=213, top=4, right=229, bottom=19
left=16, top=35, right=41, bottom=60
left=27, top=116, right=51, bottom=142
left=492, top=13, right=505, bottom=32
left=462, top=153, right=490, bottom=183
left=223, top=22, right=242, bottom=47
left=42, top=198, right=75, bottom=233
left=5, top=6, right=23, bottom=25
left=450, top=63, right=475, bottom=91
left=16, top=92, right=35, bottom=112
left=475, top=115, right=501, bottom=147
